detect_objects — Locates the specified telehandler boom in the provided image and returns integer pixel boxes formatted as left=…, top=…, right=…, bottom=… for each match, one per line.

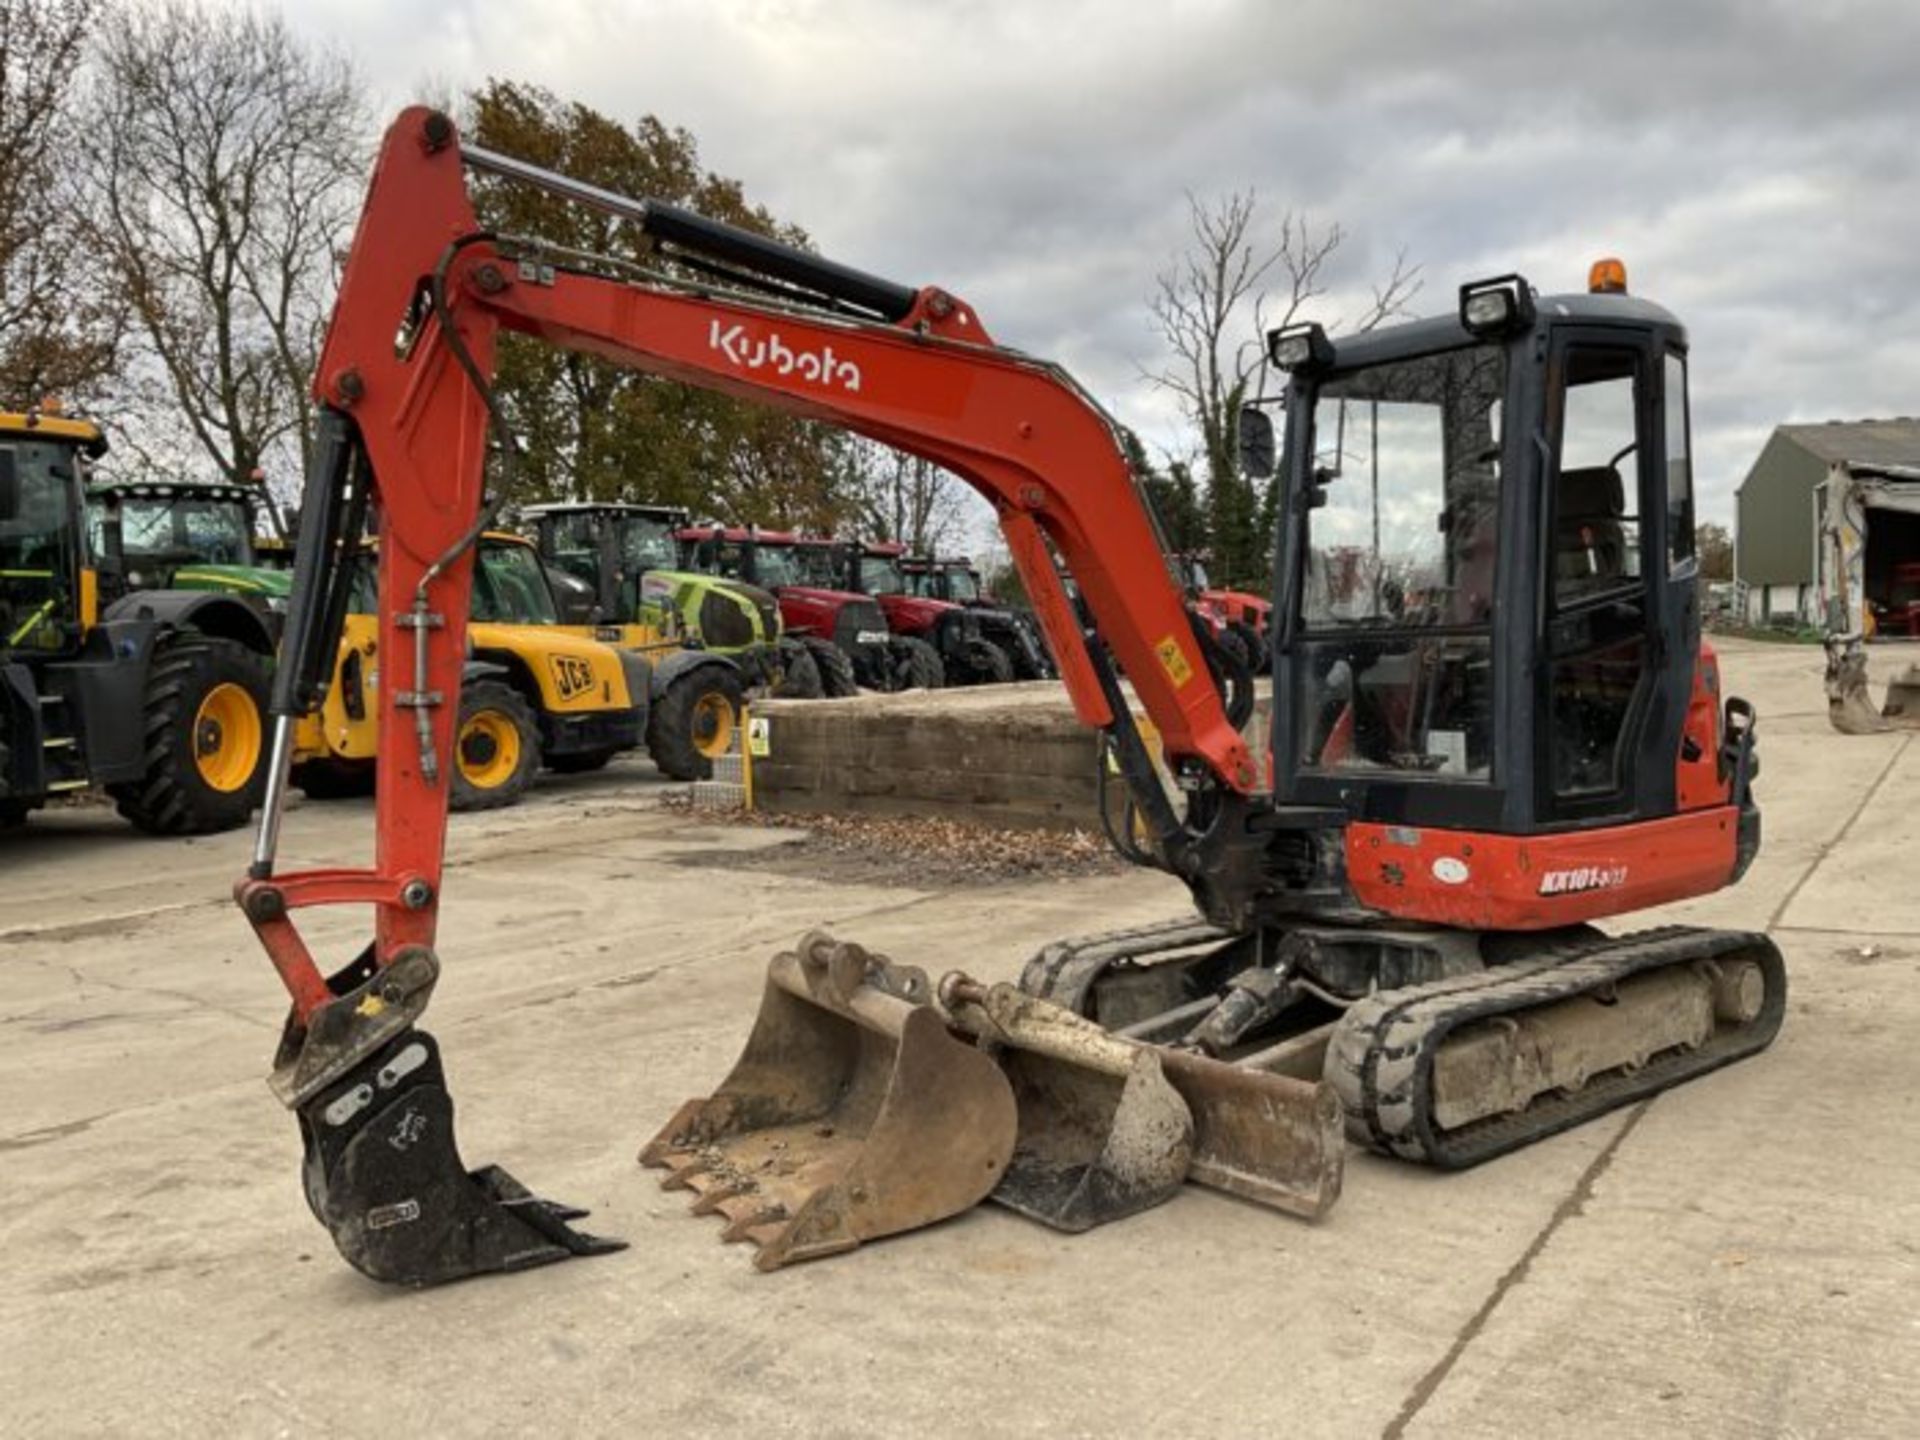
left=243, top=110, right=1781, bottom=1284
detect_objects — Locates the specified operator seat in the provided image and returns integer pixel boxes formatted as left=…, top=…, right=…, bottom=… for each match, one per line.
left=1555, top=466, right=1628, bottom=591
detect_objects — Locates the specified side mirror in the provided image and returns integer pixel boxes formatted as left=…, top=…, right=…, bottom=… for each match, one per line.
left=1238, top=406, right=1277, bottom=479
left=98, top=510, right=126, bottom=573
left=0, top=464, right=19, bottom=522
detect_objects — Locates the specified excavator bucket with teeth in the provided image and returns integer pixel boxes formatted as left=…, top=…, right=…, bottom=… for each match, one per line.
left=640, top=933, right=1018, bottom=1270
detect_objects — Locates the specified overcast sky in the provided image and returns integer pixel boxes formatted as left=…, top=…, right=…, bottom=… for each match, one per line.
left=282, top=0, right=1919, bottom=532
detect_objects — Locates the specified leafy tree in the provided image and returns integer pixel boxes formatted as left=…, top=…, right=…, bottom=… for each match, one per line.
left=1148, top=192, right=1419, bottom=589
left=840, top=437, right=970, bottom=554
left=1121, top=426, right=1205, bottom=556
left=1696, top=521, right=1733, bottom=581
left=82, top=2, right=364, bottom=484
left=0, top=1, right=117, bottom=406
left=463, top=80, right=844, bottom=523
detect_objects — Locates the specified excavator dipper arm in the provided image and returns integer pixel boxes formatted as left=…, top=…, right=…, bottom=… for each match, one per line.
left=239, top=108, right=1255, bottom=1284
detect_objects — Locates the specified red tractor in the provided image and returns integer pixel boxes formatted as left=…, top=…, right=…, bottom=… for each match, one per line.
left=677, top=524, right=941, bottom=693
left=840, top=539, right=1019, bottom=685
left=1175, top=552, right=1271, bottom=676
left=900, top=553, right=1056, bottom=680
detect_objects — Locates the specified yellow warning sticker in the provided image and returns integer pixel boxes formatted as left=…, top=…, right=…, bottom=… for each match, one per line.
left=1154, top=634, right=1194, bottom=688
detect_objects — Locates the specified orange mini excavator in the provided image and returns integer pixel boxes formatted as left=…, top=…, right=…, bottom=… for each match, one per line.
left=241, top=111, right=1780, bottom=1285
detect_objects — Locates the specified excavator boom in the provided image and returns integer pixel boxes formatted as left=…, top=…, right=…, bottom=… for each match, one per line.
left=241, top=108, right=1267, bottom=1284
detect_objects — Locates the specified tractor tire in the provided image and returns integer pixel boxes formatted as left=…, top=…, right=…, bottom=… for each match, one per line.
left=649, top=664, right=745, bottom=781
left=888, top=635, right=945, bottom=691
left=294, top=759, right=376, bottom=800
left=546, top=747, right=619, bottom=774
left=449, top=681, right=541, bottom=812
left=1231, top=620, right=1268, bottom=676
left=110, top=634, right=270, bottom=836
left=1215, top=623, right=1252, bottom=677
left=972, top=639, right=1015, bottom=685
left=771, top=639, right=824, bottom=700
left=802, top=636, right=860, bottom=698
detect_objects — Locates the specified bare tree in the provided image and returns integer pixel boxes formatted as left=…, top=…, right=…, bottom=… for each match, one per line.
left=82, top=3, right=365, bottom=485
left=0, top=0, right=117, bottom=404
left=1148, top=191, right=1420, bottom=584
left=841, top=438, right=972, bottom=553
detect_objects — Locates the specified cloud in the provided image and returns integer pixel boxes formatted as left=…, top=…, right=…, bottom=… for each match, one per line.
left=276, top=0, right=1920, bottom=533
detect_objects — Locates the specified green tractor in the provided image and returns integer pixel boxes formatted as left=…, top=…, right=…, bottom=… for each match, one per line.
left=525, top=501, right=822, bottom=698
left=2, top=413, right=275, bottom=833
left=87, top=475, right=290, bottom=614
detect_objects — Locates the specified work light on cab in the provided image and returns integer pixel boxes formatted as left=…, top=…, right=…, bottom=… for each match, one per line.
left=1458, top=274, right=1534, bottom=335
left=1266, top=321, right=1332, bottom=372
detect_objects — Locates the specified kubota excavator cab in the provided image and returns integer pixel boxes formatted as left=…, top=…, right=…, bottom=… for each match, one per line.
left=1024, top=263, right=1775, bottom=1172
left=1242, top=267, right=1745, bottom=876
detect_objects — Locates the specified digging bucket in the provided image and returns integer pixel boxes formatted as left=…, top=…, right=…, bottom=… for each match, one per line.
left=1880, top=660, right=1920, bottom=726
left=941, top=975, right=1343, bottom=1224
left=640, top=933, right=1017, bottom=1271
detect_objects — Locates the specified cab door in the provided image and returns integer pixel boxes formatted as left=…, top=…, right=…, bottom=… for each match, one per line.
left=1536, top=331, right=1686, bottom=824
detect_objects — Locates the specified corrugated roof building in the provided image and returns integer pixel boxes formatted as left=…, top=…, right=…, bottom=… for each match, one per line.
left=1735, top=418, right=1920, bottom=621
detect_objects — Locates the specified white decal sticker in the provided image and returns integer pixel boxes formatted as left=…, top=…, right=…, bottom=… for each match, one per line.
left=1538, top=865, right=1629, bottom=896
left=377, top=1042, right=429, bottom=1091
left=710, top=321, right=862, bottom=392
left=1431, top=857, right=1470, bottom=885
left=366, top=1199, right=421, bottom=1230
left=322, top=1083, right=373, bottom=1128
left=748, top=716, right=771, bottom=758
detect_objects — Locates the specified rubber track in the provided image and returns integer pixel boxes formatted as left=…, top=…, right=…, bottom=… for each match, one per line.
left=1327, top=925, right=1787, bottom=1169
left=1020, top=915, right=1232, bottom=1015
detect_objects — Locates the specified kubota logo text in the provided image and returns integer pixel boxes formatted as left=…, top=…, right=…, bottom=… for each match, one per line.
left=710, top=321, right=862, bottom=392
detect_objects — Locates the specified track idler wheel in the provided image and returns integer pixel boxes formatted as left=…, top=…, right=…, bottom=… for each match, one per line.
left=296, top=1029, right=624, bottom=1286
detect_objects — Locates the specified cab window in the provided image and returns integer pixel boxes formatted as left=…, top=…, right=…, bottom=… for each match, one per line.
left=1665, top=352, right=1694, bottom=569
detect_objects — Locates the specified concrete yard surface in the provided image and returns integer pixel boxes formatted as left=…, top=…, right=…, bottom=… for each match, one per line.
left=2, top=638, right=1916, bottom=1437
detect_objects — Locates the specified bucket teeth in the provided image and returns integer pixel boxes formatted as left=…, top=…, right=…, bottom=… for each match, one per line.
left=720, top=1205, right=789, bottom=1243
left=640, top=932, right=1017, bottom=1270
left=689, top=1182, right=751, bottom=1216
left=656, top=1155, right=717, bottom=1191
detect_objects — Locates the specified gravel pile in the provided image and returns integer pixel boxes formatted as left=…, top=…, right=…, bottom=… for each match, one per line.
left=663, top=796, right=1129, bottom=886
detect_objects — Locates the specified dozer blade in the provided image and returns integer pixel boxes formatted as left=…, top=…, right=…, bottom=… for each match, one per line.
left=940, top=975, right=1344, bottom=1226
left=640, top=933, right=1017, bottom=1270
left=1157, top=1047, right=1344, bottom=1219
left=297, top=1028, right=624, bottom=1287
